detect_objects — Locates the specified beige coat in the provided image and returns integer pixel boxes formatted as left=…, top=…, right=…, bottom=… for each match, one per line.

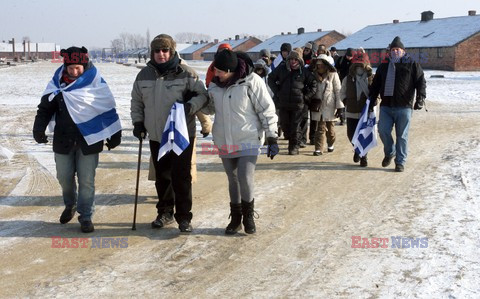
left=314, top=71, right=344, bottom=121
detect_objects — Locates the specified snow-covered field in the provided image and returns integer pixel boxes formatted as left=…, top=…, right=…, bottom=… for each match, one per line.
left=0, top=61, right=479, bottom=298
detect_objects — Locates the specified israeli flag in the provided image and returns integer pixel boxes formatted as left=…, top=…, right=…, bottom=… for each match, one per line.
left=158, top=102, right=190, bottom=160
left=43, top=65, right=121, bottom=145
left=351, top=98, right=377, bottom=157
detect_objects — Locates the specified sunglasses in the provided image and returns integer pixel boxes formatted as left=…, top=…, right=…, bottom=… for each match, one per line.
left=154, top=48, right=170, bottom=53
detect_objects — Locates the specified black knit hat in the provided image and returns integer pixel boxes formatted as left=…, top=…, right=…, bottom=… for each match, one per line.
left=60, top=46, right=89, bottom=68
left=390, top=36, right=405, bottom=49
left=346, top=48, right=354, bottom=57
left=280, top=43, right=292, bottom=53
left=214, top=49, right=238, bottom=72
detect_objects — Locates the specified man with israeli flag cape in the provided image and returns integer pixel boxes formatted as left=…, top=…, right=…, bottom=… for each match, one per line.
left=351, top=98, right=378, bottom=159
left=33, top=46, right=122, bottom=233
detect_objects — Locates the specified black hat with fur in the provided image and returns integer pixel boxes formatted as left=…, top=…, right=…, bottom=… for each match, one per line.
left=60, top=46, right=89, bottom=68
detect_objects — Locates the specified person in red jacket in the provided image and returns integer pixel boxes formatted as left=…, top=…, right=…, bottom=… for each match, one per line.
left=205, top=43, right=232, bottom=87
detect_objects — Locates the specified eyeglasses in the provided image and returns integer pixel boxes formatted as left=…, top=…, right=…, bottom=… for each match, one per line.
left=154, top=48, right=169, bottom=53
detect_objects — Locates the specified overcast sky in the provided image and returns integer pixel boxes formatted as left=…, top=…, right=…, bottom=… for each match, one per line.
left=1, top=0, right=477, bottom=49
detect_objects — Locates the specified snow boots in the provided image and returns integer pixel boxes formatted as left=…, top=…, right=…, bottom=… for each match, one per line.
left=241, top=200, right=256, bottom=234
left=225, top=203, right=242, bottom=235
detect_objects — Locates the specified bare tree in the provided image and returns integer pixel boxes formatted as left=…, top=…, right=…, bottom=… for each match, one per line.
left=146, top=28, right=151, bottom=49
left=127, top=33, right=146, bottom=49
left=119, top=32, right=129, bottom=50
left=175, top=32, right=211, bottom=43
left=111, top=38, right=123, bottom=53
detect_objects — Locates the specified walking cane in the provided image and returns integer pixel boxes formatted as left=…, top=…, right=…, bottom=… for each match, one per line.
left=132, top=134, right=144, bottom=230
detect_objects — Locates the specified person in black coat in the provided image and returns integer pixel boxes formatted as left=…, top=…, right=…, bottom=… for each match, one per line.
left=369, top=36, right=426, bottom=172
left=268, top=48, right=317, bottom=155
left=33, top=46, right=122, bottom=233
left=335, top=48, right=354, bottom=125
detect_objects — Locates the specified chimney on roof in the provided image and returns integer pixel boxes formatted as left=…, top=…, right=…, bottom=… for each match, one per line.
left=468, top=10, right=476, bottom=16
left=193, top=41, right=198, bottom=45
left=281, top=32, right=284, bottom=35
left=421, top=11, right=434, bottom=22
left=200, top=40, right=203, bottom=43
left=393, top=19, right=399, bottom=24
left=287, top=32, right=291, bottom=35
left=214, top=39, right=219, bottom=44
left=298, top=27, right=305, bottom=34
left=228, top=37, right=232, bottom=41
left=317, top=29, right=322, bottom=32
left=235, top=35, right=240, bottom=40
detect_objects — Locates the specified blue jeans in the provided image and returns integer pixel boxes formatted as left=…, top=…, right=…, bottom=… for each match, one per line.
left=378, top=106, right=412, bottom=166
left=55, top=147, right=99, bottom=220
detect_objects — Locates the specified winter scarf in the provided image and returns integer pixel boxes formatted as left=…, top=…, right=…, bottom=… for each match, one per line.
left=384, top=59, right=396, bottom=97
left=212, top=58, right=247, bottom=89
left=355, top=72, right=369, bottom=101
left=149, top=52, right=180, bottom=75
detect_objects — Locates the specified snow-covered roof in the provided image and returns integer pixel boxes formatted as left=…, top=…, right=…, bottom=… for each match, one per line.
left=248, top=31, right=334, bottom=53
left=180, top=43, right=212, bottom=54
left=333, top=15, right=480, bottom=50
left=203, top=37, right=253, bottom=54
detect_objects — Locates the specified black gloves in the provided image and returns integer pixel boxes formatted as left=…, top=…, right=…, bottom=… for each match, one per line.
left=266, top=137, right=279, bottom=160
left=335, top=109, right=343, bottom=118
left=414, top=96, right=425, bottom=110
left=183, top=90, right=198, bottom=102
left=133, top=122, right=146, bottom=139
left=368, top=98, right=377, bottom=112
left=106, top=131, right=122, bottom=150
left=33, top=131, right=48, bottom=143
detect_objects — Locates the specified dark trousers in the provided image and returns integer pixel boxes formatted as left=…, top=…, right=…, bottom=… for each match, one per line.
left=299, top=106, right=309, bottom=144
left=309, top=111, right=318, bottom=142
left=346, top=118, right=360, bottom=143
left=279, top=108, right=304, bottom=151
left=150, top=138, right=194, bottom=223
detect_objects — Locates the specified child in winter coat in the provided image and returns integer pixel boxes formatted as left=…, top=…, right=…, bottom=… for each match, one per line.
left=309, top=54, right=343, bottom=156
left=340, top=54, right=373, bottom=166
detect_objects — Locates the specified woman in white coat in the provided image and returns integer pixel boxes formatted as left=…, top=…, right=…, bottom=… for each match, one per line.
left=309, top=54, right=344, bottom=156
left=203, top=50, right=278, bottom=235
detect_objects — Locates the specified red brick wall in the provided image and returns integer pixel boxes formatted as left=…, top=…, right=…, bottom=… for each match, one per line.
left=455, top=32, right=480, bottom=71
left=315, top=31, right=346, bottom=49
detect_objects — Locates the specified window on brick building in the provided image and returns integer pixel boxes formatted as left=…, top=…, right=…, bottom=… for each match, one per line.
left=437, top=48, right=444, bottom=58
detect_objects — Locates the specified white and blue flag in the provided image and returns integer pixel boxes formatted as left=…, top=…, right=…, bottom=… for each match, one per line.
left=158, top=102, right=190, bottom=160
left=43, top=65, right=121, bottom=145
left=351, top=98, right=377, bottom=157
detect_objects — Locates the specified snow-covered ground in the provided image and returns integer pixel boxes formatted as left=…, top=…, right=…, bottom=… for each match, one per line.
left=0, top=61, right=479, bottom=297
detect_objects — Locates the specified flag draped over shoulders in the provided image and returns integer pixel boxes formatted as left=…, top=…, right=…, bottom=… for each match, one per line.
left=351, top=98, right=377, bottom=157
left=43, top=65, right=121, bottom=145
left=158, top=102, right=190, bottom=160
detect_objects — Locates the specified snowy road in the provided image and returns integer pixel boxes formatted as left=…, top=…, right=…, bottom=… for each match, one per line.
left=0, top=61, right=479, bottom=298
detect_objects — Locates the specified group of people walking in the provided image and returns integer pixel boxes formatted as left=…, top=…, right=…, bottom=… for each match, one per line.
left=32, top=34, right=425, bottom=234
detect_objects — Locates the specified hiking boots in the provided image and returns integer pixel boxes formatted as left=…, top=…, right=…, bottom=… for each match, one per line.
left=60, top=205, right=76, bottom=224
left=288, top=148, right=299, bottom=155
left=151, top=211, right=174, bottom=229
left=360, top=157, right=368, bottom=167
left=178, top=220, right=193, bottom=233
left=353, top=153, right=360, bottom=163
left=327, top=146, right=335, bottom=152
left=78, top=217, right=94, bottom=233
left=395, top=164, right=405, bottom=172
left=225, top=203, right=242, bottom=235
left=313, top=150, right=322, bottom=156
left=382, top=155, right=394, bottom=167
left=241, top=200, right=257, bottom=234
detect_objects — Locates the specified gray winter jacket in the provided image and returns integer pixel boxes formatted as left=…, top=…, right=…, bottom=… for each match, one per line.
left=130, top=57, right=208, bottom=142
left=203, top=72, right=278, bottom=155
